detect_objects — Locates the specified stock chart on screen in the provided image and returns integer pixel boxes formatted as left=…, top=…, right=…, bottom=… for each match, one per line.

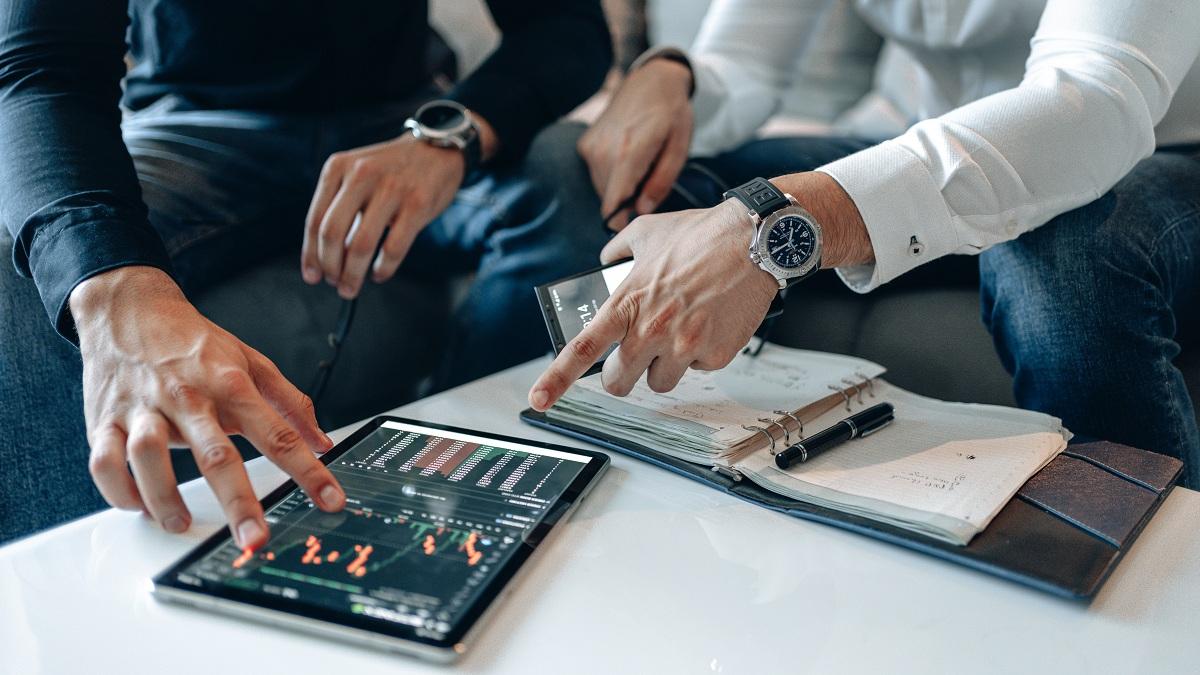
left=175, top=420, right=591, bottom=638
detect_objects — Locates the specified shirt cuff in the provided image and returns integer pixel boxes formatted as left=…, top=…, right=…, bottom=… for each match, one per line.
left=21, top=209, right=174, bottom=343
left=816, top=141, right=959, bottom=293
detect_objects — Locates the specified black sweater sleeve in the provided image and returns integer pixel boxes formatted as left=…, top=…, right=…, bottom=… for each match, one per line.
left=449, top=0, right=613, bottom=163
left=0, top=0, right=173, bottom=342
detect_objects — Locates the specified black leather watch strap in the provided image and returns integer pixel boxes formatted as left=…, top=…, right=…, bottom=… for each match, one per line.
left=461, top=124, right=483, bottom=182
left=723, top=178, right=790, bottom=221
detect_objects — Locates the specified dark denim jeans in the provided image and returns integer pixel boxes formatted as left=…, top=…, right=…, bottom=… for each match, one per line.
left=980, top=146, right=1200, bottom=488
left=0, top=105, right=606, bottom=544
left=666, top=136, right=1200, bottom=488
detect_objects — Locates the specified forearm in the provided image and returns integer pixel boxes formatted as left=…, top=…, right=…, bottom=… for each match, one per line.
left=452, top=0, right=612, bottom=162
left=0, top=0, right=171, bottom=339
left=814, top=0, right=1200, bottom=292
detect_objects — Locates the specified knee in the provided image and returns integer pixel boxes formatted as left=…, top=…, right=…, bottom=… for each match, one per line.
left=979, top=188, right=1168, bottom=375
left=510, top=121, right=608, bottom=260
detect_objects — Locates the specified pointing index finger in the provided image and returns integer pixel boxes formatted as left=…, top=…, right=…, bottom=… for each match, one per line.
left=529, top=298, right=631, bottom=411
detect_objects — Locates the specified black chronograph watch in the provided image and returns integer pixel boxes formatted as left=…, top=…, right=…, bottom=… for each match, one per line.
left=723, top=177, right=823, bottom=289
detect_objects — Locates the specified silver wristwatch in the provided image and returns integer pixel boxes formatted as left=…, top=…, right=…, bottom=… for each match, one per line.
left=723, top=177, right=823, bottom=289
left=403, top=100, right=482, bottom=178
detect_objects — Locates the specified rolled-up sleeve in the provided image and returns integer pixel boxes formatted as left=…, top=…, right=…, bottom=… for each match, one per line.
left=0, top=0, right=173, bottom=341
left=818, top=0, right=1200, bottom=292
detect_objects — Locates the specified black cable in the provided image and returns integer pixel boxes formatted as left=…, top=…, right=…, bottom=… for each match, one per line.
left=307, top=295, right=358, bottom=405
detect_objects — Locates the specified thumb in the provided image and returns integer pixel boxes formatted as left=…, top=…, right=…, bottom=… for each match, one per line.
left=600, top=224, right=636, bottom=264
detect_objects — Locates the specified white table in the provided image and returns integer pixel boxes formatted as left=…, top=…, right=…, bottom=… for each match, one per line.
left=3, top=359, right=1199, bottom=674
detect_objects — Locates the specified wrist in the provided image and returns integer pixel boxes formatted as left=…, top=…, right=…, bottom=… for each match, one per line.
left=770, top=173, right=873, bottom=269
left=69, top=266, right=183, bottom=330
left=715, top=199, right=783, bottom=299
left=639, top=58, right=694, bottom=103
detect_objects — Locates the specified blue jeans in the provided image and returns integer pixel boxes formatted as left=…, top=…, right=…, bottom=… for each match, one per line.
left=980, top=146, right=1200, bottom=488
left=0, top=102, right=606, bottom=544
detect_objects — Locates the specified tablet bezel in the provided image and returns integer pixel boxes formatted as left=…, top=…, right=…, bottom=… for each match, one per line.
left=152, top=415, right=609, bottom=655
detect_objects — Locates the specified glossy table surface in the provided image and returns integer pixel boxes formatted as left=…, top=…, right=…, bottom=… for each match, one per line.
left=3, top=359, right=1199, bottom=674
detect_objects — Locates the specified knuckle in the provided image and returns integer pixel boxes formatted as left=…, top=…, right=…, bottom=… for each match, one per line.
left=295, top=394, right=316, bottom=418
left=674, top=315, right=709, bottom=354
left=264, top=424, right=303, bottom=457
left=405, top=191, right=430, bottom=214
left=319, top=222, right=342, bottom=245
left=88, top=447, right=120, bottom=479
left=567, top=334, right=603, bottom=361
left=347, top=236, right=375, bottom=257
left=350, top=159, right=376, bottom=180
left=165, top=380, right=205, bottom=411
left=323, top=152, right=348, bottom=174
left=382, top=236, right=407, bottom=259
left=197, top=440, right=238, bottom=473
left=641, top=301, right=682, bottom=340
left=216, top=369, right=254, bottom=399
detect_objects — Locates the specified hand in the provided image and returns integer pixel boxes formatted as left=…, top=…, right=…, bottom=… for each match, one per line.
left=578, top=57, right=694, bottom=231
left=71, top=266, right=343, bottom=549
left=528, top=199, right=779, bottom=410
left=527, top=172, right=874, bottom=410
left=301, top=135, right=464, bottom=299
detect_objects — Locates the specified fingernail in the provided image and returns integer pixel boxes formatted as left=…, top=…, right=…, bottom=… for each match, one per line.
left=531, top=389, right=549, bottom=410
left=320, top=483, right=345, bottom=509
left=163, top=515, right=188, bottom=533
left=302, top=266, right=320, bottom=284
left=237, top=519, right=265, bottom=549
left=636, top=197, right=655, bottom=214
left=338, top=284, right=355, bottom=299
left=321, top=432, right=335, bottom=450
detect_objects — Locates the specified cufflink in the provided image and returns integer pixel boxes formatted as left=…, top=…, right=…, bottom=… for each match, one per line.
left=908, top=235, right=924, bottom=256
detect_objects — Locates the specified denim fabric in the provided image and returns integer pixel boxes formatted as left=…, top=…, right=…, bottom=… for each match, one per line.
left=0, top=106, right=607, bottom=544
left=981, top=147, right=1200, bottom=488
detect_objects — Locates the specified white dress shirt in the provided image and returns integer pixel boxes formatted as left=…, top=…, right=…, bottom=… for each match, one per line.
left=676, top=0, right=1200, bottom=292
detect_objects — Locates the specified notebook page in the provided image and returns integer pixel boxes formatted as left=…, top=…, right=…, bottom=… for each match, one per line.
left=566, top=345, right=884, bottom=447
left=734, top=381, right=1068, bottom=543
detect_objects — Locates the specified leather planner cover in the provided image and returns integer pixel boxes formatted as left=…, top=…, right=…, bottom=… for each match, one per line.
left=521, top=411, right=1183, bottom=600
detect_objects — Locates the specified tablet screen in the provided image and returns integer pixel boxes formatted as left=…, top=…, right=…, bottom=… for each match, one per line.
left=157, top=418, right=604, bottom=648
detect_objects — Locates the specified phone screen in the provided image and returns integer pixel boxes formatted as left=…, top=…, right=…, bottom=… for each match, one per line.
left=535, top=259, right=633, bottom=366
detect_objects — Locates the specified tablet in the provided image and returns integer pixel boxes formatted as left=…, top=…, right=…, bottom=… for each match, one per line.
left=153, top=416, right=609, bottom=662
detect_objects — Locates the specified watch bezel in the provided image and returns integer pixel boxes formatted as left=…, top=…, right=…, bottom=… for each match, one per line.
left=405, top=100, right=475, bottom=150
left=750, top=205, right=823, bottom=281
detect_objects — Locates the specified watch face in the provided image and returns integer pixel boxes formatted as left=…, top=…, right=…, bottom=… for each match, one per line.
left=417, top=103, right=468, bottom=132
left=765, top=215, right=817, bottom=269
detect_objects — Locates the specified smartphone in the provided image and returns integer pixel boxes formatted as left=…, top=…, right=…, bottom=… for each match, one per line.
left=535, top=259, right=785, bottom=377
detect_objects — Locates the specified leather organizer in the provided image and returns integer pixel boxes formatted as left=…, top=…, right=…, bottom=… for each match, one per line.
left=522, top=410, right=1183, bottom=599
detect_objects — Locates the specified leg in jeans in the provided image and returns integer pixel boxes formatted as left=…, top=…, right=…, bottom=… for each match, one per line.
left=980, top=148, right=1200, bottom=488
left=389, top=121, right=614, bottom=389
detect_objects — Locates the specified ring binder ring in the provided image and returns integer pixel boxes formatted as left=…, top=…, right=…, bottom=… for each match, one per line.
left=842, top=377, right=865, bottom=405
left=742, top=424, right=778, bottom=455
left=759, top=417, right=790, bottom=446
left=774, top=410, right=804, bottom=438
left=855, top=372, right=875, bottom=397
left=828, top=384, right=852, bottom=411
